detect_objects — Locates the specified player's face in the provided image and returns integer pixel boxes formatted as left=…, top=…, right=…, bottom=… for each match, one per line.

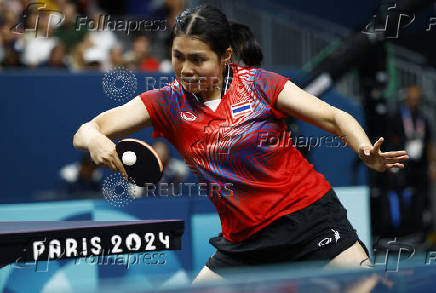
left=172, top=35, right=224, bottom=95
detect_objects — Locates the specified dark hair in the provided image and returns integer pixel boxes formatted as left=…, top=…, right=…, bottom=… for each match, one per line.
left=229, top=22, right=263, bottom=67
left=171, top=4, right=263, bottom=67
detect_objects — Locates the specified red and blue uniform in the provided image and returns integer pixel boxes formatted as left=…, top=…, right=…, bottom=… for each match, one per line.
left=140, top=63, right=331, bottom=243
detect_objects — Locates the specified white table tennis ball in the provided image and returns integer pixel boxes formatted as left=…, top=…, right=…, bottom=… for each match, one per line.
left=122, top=151, right=136, bottom=166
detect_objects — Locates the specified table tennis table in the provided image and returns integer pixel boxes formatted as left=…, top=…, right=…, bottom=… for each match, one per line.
left=0, top=220, right=184, bottom=267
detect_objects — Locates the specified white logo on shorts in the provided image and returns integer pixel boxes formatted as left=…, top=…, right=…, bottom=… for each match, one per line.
left=318, top=229, right=341, bottom=247
left=332, top=229, right=341, bottom=242
left=318, top=237, right=332, bottom=247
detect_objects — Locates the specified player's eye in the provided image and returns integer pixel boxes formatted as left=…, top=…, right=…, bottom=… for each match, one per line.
left=173, top=53, right=183, bottom=60
left=191, top=56, right=205, bottom=65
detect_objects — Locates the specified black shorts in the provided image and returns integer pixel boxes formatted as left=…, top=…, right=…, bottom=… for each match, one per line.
left=206, top=188, right=370, bottom=274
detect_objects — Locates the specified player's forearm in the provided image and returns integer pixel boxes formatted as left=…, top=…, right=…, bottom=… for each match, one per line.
left=334, top=109, right=372, bottom=154
left=73, top=121, right=105, bottom=152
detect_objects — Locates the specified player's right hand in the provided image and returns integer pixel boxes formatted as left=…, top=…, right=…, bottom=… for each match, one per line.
left=88, top=134, right=128, bottom=180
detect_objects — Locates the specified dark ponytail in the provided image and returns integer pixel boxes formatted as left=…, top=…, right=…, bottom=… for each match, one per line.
left=171, top=5, right=263, bottom=67
left=230, top=22, right=263, bottom=67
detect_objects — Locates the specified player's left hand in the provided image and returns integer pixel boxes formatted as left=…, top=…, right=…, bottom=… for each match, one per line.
left=358, top=137, right=409, bottom=172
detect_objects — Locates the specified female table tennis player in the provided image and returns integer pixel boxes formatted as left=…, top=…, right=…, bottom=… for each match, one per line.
left=73, top=5, right=409, bottom=283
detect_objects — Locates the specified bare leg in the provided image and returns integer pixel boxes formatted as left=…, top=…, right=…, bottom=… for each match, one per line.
left=192, top=242, right=371, bottom=285
left=192, top=266, right=224, bottom=285
left=326, top=241, right=373, bottom=268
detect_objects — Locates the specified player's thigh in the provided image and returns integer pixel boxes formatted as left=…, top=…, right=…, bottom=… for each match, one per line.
left=192, top=266, right=224, bottom=285
left=326, top=241, right=372, bottom=268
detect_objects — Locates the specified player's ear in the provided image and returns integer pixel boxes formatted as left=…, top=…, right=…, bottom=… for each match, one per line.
left=222, top=47, right=232, bottom=64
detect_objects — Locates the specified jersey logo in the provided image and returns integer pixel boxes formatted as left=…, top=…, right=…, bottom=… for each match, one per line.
left=180, top=111, right=197, bottom=122
left=231, top=101, right=252, bottom=119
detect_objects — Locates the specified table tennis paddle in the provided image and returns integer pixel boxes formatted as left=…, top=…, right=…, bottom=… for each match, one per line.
left=115, top=139, right=164, bottom=187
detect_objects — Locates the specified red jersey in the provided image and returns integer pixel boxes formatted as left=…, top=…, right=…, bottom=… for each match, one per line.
left=140, top=63, right=331, bottom=242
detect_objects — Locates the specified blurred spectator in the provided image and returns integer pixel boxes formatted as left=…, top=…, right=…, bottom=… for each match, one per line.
left=19, top=13, right=57, bottom=67
left=109, top=44, right=125, bottom=68
left=57, top=153, right=103, bottom=196
left=153, top=140, right=189, bottom=185
left=1, top=0, right=180, bottom=71
left=164, top=0, right=184, bottom=28
left=0, top=35, right=3, bottom=65
left=0, top=3, right=23, bottom=68
left=71, top=33, right=103, bottom=71
left=1, top=7, right=20, bottom=43
left=125, top=0, right=185, bottom=28
left=8, top=1, right=66, bottom=67
left=53, top=1, right=87, bottom=53
left=384, top=85, right=436, bottom=235
left=1, top=0, right=24, bottom=16
left=39, top=42, right=68, bottom=69
left=2, top=45, right=22, bottom=67
left=151, top=0, right=185, bottom=72
left=125, top=35, right=160, bottom=72
left=135, top=140, right=189, bottom=198
left=85, top=11, right=118, bottom=70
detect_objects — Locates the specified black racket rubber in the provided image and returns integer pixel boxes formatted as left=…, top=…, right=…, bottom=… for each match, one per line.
left=116, top=140, right=163, bottom=187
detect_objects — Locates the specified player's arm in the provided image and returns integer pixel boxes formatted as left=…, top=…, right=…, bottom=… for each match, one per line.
left=73, top=96, right=150, bottom=177
left=276, top=81, right=408, bottom=172
left=276, top=81, right=370, bottom=153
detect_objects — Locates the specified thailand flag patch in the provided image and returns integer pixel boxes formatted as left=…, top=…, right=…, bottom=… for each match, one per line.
left=231, top=101, right=252, bottom=119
